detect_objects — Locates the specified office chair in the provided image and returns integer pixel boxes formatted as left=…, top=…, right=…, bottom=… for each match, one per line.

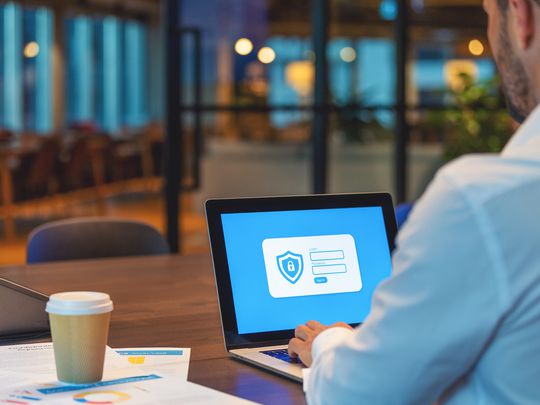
left=12, top=138, right=60, bottom=202
left=395, top=202, right=414, bottom=229
left=27, top=217, right=169, bottom=264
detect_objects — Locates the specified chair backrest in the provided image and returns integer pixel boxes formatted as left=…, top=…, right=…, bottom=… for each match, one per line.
left=395, top=202, right=414, bottom=230
left=25, top=138, right=60, bottom=195
left=27, top=218, right=170, bottom=264
left=60, top=135, right=91, bottom=190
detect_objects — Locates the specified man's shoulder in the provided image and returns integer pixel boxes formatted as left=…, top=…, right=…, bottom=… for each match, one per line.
left=435, top=153, right=540, bottom=205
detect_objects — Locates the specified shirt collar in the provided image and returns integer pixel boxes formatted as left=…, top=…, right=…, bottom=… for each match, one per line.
left=502, top=104, right=540, bottom=160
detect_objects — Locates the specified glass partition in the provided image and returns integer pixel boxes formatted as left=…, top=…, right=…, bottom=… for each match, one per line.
left=66, top=14, right=150, bottom=133
left=0, top=3, right=53, bottom=133
left=0, top=0, right=511, bottom=261
left=406, top=0, right=511, bottom=200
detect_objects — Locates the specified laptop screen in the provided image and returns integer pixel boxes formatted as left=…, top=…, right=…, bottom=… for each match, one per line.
left=221, top=206, right=392, bottom=335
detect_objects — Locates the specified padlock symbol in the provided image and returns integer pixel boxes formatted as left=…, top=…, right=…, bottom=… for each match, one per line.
left=287, top=260, right=295, bottom=272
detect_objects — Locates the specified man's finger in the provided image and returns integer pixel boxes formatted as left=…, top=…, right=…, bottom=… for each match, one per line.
left=288, top=337, right=304, bottom=357
left=306, top=320, right=326, bottom=332
left=295, top=324, right=310, bottom=340
left=332, top=321, right=354, bottom=330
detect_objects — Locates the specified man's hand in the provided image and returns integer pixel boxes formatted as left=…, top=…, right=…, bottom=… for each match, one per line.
left=288, top=320, right=353, bottom=367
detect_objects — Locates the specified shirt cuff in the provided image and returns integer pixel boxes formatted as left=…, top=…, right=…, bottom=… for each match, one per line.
left=312, top=327, right=353, bottom=361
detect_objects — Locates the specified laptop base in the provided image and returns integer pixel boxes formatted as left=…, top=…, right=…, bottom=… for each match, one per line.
left=230, top=345, right=304, bottom=383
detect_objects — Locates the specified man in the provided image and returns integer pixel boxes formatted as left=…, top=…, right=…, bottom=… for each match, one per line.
left=288, top=0, right=540, bottom=403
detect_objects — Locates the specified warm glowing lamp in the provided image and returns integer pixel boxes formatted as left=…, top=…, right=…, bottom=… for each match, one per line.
left=24, top=41, right=40, bottom=58
left=444, top=60, right=478, bottom=91
left=468, top=39, right=484, bottom=56
left=285, top=61, right=314, bottom=97
left=258, top=47, right=276, bottom=64
left=340, top=47, right=357, bottom=63
left=234, top=38, right=253, bottom=55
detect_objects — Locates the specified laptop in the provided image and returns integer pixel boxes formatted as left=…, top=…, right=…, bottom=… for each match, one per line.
left=206, top=193, right=397, bottom=382
left=0, top=278, right=50, bottom=344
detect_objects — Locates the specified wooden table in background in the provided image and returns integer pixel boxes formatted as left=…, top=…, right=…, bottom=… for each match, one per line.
left=0, top=254, right=306, bottom=405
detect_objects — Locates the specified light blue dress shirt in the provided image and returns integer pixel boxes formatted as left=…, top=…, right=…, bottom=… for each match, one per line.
left=307, top=106, right=540, bottom=405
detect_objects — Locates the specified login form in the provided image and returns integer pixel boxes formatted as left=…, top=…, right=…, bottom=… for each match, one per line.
left=221, top=206, right=392, bottom=334
left=262, top=234, right=362, bottom=298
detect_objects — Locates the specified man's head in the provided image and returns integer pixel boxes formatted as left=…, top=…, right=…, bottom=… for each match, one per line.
left=485, top=0, right=540, bottom=122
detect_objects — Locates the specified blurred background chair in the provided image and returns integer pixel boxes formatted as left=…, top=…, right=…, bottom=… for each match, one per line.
left=11, top=137, right=60, bottom=202
left=57, top=134, right=94, bottom=193
left=26, top=217, right=169, bottom=263
left=395, top=202, right=414, bottom=230
left=0, top=129, right=13, bottom=143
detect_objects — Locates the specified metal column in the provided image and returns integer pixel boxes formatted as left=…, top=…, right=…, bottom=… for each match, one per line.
left=311, top=0, right=329, bottom=194
left=163, top=0, right=182, bottom=252
left=395, top=0, right=408, bottom=203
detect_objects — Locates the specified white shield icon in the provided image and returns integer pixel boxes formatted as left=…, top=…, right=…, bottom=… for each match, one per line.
left=276, top=251, right=304, bottom=284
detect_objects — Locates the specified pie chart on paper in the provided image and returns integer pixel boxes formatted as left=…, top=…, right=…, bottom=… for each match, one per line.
left=73, top=391, right=131, bottom=404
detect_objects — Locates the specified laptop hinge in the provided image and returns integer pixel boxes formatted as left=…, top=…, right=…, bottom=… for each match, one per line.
left=227, top=339, right=290, bottom=351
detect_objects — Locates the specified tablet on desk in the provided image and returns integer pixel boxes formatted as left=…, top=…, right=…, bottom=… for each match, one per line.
left=206, top=193, right=397, bottom=382
left=0, top=278, right=50, bottom=343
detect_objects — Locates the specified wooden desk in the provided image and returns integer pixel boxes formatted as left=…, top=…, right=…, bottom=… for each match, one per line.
left=0, top=254, right=306, bottom=404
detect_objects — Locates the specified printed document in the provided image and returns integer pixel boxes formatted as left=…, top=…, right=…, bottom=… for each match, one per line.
left=0, top=343, right=258, bottom=404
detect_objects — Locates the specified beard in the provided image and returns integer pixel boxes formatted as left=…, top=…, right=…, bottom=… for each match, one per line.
left=496, top=22, right=532, bottom=124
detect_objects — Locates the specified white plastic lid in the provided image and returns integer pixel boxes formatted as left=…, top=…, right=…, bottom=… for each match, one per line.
left=46, top=292, right=113, bottom=315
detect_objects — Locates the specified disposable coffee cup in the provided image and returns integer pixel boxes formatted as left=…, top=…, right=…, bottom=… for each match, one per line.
left=46, top=292, right=113, bottom=384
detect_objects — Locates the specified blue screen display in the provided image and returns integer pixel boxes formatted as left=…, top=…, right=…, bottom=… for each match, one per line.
left=221, top=207, right=392, bottom=334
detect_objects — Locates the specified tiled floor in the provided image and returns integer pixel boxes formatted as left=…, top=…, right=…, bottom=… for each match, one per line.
left=0, top=192, right=209, bottom=267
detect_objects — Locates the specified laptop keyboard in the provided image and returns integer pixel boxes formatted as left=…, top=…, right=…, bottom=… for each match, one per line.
left=260, top=348, right=300, bottom=364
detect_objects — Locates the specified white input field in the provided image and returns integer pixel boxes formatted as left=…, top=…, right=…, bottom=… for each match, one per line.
left=312, top=264, right=347, bottom=275
left=310, top=250, right=344, bottom=261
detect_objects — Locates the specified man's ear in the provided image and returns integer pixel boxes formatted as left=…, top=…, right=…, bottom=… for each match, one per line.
left=510, top=0, right=535, bottom=49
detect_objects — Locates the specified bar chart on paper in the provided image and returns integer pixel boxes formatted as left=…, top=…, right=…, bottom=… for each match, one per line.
left=115, top=348, right=190, bottom=380
left=1, top=389, right=43, bottom=405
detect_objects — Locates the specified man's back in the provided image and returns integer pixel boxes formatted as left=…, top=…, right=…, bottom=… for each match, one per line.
left=305, top=109, right=540, bottom=404
left=440, top=152, right=540, bottom=403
